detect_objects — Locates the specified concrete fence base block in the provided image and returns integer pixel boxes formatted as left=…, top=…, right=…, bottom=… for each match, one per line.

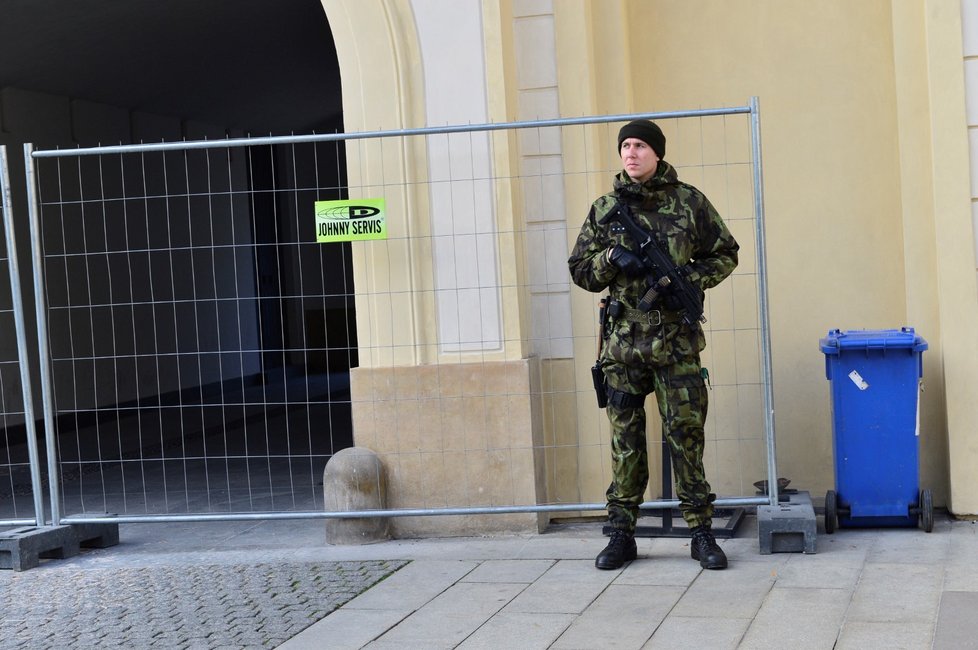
left=68, top=514, right=120, bottom=548
left=0, top=526, right=80, bottom=571
left=758, top=490, right=818, bottom=554
left=323, top=446, right=390, bottom=544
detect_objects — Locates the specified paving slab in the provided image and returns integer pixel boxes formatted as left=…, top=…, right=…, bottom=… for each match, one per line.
left=515, top=533, right=607, bottom=561
left=739, top=586, right=850, bottom=649
left=845, top=562, right=943, bottom=623
left=942, top=563, right=978, bottom=591
left=363, top=608, right=489, bottom=649
left=460, top=558, right=554, bottom=583
left=455, top=611, right=576, bottom=649
left=502, top=559, right=619, bottom=615
left=945, top=521, right=978, bottom=566
left=423, top=581, right=528, bottom=616
left=642, top=615, right=751, bottom=649
left=612, top=554, right=701, bottom=587
left=772, top=552, right=863, bottom=589
left=670, top=560, right=776, bottom=619
left=837, top=621, right=934, bottom=649
left=551, top=584, right=685, bottom=650
left=933, top=590, right=978, bottom=650
left=342, top=559, right=477, bottom=611
left=863, top=524, right=951, bottom=565
left=278, top=609, right=407, bottom=650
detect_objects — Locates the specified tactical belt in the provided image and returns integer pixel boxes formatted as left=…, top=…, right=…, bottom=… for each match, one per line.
left=606, top=386, right=646, bottom=409
left=607, top=299, right=684, bottom=326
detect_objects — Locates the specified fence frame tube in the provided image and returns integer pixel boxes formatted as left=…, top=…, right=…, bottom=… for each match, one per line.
left=61, top=495, right=771, bottom=524
left=750, top=97, right=779, bottom=507
left=23, top=143, right=63, bottom=524
left=1, top=145, right=47, bottom=526
left=31, top=107, right=752, bottom=159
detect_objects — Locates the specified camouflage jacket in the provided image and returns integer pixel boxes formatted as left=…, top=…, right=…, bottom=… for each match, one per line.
left=567, top=162, right=739, bottom=366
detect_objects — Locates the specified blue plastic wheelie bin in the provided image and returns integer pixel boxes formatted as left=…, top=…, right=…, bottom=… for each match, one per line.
left=819, top=328, right=933, bottom=533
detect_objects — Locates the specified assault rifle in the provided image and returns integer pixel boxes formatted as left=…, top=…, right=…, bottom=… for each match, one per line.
left=602, top=201, right=707, bottom=326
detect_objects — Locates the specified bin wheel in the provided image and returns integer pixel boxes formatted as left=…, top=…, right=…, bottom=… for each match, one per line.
left=825, top=490, right=838, bottom=534
left=920, top=489, right=934, bottom=533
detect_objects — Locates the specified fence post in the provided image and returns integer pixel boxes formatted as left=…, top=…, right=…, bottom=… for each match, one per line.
left=23, top=143, right=62, bottom=525
left=1, top=145, right=46, bottom=526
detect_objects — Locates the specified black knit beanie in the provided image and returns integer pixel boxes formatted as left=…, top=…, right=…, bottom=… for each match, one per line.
left=617, top=120, right=666, bottom=159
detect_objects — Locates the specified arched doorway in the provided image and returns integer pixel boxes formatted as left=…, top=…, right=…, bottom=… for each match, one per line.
left=0, top=0, right=353, bottom=517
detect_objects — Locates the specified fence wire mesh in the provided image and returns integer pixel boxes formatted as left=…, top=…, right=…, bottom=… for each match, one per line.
left=23, top=104, right=775, bottom=525
left=29, top=140, right=354, bottom=520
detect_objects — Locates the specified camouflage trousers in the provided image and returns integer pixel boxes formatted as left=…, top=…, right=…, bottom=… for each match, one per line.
left=603, top=355, right=715, bottom=532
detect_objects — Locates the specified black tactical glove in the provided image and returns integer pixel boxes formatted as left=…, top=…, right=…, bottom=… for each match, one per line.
left=608, top=245, right=646, bottom=277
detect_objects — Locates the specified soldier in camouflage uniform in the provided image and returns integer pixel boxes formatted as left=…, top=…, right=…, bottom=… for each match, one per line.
left=568, top=120, right=739, bottom=571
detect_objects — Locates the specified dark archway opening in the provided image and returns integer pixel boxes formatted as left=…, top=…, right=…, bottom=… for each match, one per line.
left=0, top=0, right=355, bottom=518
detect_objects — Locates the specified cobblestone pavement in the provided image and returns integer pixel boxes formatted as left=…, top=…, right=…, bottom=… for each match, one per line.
left=0, top=559, right=407, bottom=649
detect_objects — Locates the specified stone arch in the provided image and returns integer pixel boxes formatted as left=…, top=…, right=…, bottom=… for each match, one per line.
left=319, top=1, right=432, bottom=367
left=318, top=0, right=507, bottom=367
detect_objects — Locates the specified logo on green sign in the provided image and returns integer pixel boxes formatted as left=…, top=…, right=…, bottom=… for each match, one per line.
left=315, top=199, right=387, bottom=243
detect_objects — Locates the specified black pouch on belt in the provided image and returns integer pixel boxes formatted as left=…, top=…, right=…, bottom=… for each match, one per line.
left=591, top=296, right=609, bottom=409
left=591, top=362, right=607, bottom=409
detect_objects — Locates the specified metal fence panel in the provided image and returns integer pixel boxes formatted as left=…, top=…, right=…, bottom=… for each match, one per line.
left=25, top=101, right=776, bottom=525
left=26, top=139, right=355, bottom=523
left=1, top=145, right=46, bottom=526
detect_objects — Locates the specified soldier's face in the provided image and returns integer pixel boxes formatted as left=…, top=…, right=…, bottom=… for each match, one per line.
left=620, top=138, right=658, bottom=183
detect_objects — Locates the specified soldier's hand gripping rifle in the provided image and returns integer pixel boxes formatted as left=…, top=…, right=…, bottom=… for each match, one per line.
left=602, top=202, right=707, bottom=326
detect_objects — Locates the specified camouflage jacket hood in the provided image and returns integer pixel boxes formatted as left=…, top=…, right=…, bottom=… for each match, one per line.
left=611, top=161, right=680, bottom=199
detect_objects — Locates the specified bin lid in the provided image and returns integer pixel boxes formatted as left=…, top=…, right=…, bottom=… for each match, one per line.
left=819, top=327, right=928, bottom=355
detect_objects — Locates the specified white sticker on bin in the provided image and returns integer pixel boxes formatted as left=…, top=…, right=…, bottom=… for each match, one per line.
left=848, top=370, right=869, bottom=390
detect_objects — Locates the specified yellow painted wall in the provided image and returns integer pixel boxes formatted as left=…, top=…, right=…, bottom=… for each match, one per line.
left=554, top=0, right=978, bottom=511
left=322, top=0, right=978, bottom=524
left=643, top=0, right=912, bottom=494
left=913, top=0, right=978, bottom=514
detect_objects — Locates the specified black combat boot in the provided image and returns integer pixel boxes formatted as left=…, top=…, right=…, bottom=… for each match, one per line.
left=690, top=525, right=727, bottom=570
left=595, top=529, right=637, bottom=570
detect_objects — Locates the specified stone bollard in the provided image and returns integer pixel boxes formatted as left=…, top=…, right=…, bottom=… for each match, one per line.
left=323, top=447, right=390, bottom=544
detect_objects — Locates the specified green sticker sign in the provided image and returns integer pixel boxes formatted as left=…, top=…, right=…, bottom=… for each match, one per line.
left=315, top=198, right=387, bottom=243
